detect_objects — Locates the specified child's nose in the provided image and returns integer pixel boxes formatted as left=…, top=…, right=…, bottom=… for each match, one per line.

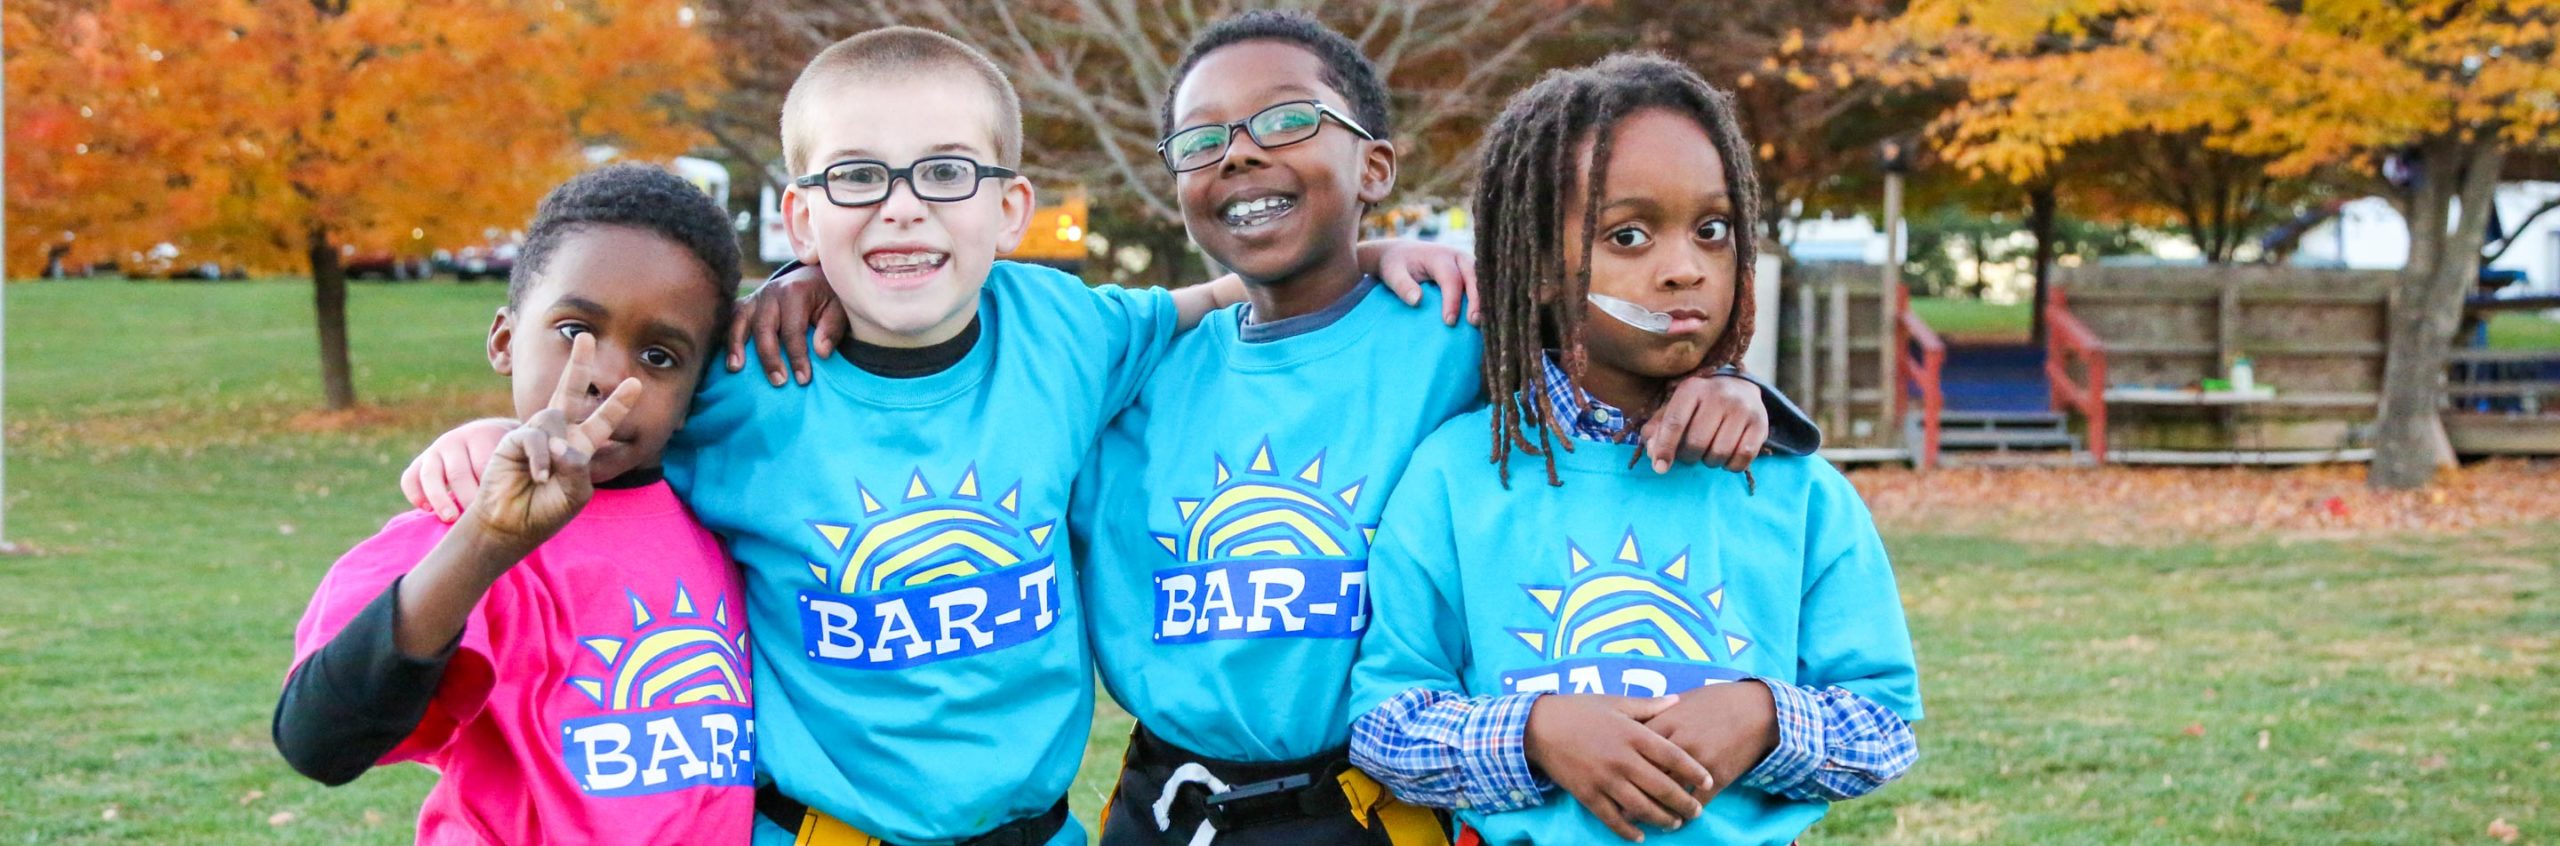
left=875, top=179, right=931, bottom=223
left=1660, top=244, right=1711, bottom=288
left=1220, top=137, right=1273, bottom=174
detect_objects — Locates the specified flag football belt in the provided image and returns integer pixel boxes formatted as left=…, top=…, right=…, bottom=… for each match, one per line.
left=756, top=785, right=1067, bottom=846
left=1119, top=723, right=1449, bottom=845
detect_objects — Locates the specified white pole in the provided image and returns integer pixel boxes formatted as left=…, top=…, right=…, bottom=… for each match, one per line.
left=1746, top=252, right=1780, bottom=380
left=2, top=50, right=17, bottom=555
left=1881, top=169, right=1905, bottom=426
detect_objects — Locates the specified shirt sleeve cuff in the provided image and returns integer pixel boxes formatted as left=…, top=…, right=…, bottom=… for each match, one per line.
left=1738, top=372, right=1823, bottom=456
left=1738, top=679, right=1824, bottom=793
left=1454, top=691, right=1550, bottom=811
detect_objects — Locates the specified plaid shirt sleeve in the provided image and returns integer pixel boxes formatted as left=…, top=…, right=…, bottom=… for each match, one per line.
left=1350, top=687, right=1552, bottom=812
left=1737, top=679, right=1919, bottom=801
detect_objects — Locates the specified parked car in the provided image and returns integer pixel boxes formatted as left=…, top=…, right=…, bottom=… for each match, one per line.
left=449, top=242, right=520, bottom=282
left=344, top=249, right=434, bottom=281
left=122, top=243, right=243, bottom=281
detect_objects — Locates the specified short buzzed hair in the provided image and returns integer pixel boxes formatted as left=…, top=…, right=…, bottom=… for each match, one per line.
left=779, top=26, right=1024, bottom=175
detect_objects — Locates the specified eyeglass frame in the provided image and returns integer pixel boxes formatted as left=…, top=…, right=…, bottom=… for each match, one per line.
left=790, top=155, right=1020, bottom=208
left=1155, top=99, right=1378, bottom=174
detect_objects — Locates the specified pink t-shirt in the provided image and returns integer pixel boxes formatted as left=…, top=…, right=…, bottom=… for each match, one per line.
left=291, top=481, right=754, bottom=845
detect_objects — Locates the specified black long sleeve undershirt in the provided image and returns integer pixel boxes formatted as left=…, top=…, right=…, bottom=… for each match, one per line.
left=273, top=470, right=667, bottom=785
left=272, top=576, right=450, bottom=786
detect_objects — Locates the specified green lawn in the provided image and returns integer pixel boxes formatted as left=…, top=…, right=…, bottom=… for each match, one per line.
left=1907, top=297, right=2032, bottom=342
left=2487, top=311, right=2560, bottom=350
left=1909, top=295, right=2560, bottom=352
left=4, top=278, right=2551, bottom=843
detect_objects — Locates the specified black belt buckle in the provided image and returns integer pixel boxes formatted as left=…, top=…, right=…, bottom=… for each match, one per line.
left=1202, top=772, right=1318, bottom=830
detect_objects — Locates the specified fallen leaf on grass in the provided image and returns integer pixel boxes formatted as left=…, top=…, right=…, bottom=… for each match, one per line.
left=364, top=809, right=385, bottom=826
left=2257, top=729, right=2270, bottom=750
left=101, top=804, right=119, bottom=821
left=2183, top=723, right=2206, bottom=737
left=237, top=789, right=264, bottom=806
left=1849, top=460, right=2560, bottom=544
left=2488, top=817, right=2519, bottom=843
left=268, top=811, right=296, bottom=827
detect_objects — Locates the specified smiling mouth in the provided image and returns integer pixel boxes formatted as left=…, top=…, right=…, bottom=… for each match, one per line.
left=1220, top=195, right=1297, bottom=229
left=864, top=249, right=948, bottom=279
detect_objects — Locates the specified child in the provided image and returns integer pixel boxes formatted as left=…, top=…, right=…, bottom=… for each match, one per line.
left=723, top=14, right=1818, bottom=846
left=273, top=164, right=754, bottom=844
left=1347, top=54, right=1921, bottom=846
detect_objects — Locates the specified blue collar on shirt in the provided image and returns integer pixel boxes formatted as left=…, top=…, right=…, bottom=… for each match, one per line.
left=1237, top=276, right=1378, bottom=343
left=1539, top=352, right=1638, bottom=444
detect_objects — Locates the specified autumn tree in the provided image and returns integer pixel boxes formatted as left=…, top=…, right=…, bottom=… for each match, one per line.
left=1557, top=0, right=1939, bottom=252
left=692, top=0, right=1576, bottom=285
left=5, top=0, right=717, bottom=409
left=1840, top=0, right=2560, bottom=488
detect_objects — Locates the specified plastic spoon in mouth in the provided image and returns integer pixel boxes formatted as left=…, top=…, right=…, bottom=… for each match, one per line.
left=1587, top=293, right=1672, bottom=334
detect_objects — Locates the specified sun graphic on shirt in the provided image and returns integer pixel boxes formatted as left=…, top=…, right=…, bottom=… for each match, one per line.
left=567, top=584, right=751, bottom=712
left=1510, top=529, right=1751, bottom=665
left=1153, top=439, right=1371, bottom=562
left=803, top=465, right=1057, bottom=595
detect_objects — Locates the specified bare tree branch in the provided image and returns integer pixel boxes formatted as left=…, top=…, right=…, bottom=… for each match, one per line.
left=2485, top=195, right=2560, bottom=262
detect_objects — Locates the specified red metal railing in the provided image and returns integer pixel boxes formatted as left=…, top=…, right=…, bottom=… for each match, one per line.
left=2044, top=286, right=2109, bottom=462
left=1895, top=284, right=1946, bottom=469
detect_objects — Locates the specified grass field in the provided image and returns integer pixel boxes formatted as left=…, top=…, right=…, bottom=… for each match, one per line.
left=1907, top=298, right=2034, bottom=341
left=4, top=278, right=2552, bottom=844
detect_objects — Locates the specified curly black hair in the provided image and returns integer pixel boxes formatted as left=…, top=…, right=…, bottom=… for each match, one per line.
left=1475, top=53, right=1762, bottom=487
left=1159, top=10, right=1392, bottom=141
left=508, top=162, right=743, bottom=332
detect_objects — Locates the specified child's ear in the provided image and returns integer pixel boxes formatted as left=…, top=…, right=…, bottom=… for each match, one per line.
left=993, top=175, right=1036, bottom=255
left=782, top=185, right=822, bottom=265
left=1356, top=140, right=1398, bottom=206
left=486, top=307, right=517, bottom=375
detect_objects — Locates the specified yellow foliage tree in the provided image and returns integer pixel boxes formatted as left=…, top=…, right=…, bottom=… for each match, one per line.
left=1841, top=0, right=2560, bottom=488
left=6, top=0, right=718, bottom=408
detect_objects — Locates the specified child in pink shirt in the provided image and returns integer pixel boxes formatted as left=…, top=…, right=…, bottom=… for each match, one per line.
left=274, top=164, right=754, bottom=845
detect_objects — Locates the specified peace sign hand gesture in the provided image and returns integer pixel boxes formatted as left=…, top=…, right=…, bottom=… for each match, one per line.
left=465, top=334, right=644, bottom=560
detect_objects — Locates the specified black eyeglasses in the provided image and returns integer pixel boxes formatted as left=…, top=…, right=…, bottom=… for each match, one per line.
left=792, top=155, right=1018, bottom=207
left=1156, top=100, right=1377, bottom=174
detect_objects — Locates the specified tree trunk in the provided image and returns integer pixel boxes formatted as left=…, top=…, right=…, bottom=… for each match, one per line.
left=306, top=224, right=358, bottom=410
left=2027, top=181, right=2058, bottom=346
left=2370, top=136, right=2502, bottom=490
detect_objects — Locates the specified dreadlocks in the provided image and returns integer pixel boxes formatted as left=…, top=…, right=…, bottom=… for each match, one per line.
left=1475, top=52, right=1762, bottom=487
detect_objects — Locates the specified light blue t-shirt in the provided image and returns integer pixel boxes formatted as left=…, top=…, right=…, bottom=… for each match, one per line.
left=1351, top=405, right=1921, bottom=846
left=1073, top=280, right=1481, bottom=762
left=667, top=262, right=1176, bottom=846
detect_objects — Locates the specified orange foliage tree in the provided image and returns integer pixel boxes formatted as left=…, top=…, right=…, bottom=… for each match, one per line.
left=1841, top=0, right=2560, bottom=488
left=6, top=0, right=718, bottom=409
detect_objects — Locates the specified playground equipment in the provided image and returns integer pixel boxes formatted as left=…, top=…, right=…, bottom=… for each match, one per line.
left=2445, top=270, right=2560, bottom=454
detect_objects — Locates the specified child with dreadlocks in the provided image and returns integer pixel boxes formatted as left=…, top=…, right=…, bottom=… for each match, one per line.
left=1347, top=54, right=1922, bottom=846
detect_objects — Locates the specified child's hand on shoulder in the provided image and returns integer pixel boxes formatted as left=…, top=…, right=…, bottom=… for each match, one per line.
left=1642, top=371, right=1768, bottom=473
left=460, top=335, right=642, bottom=558
left=1370, top=239, right=1479, bottom=326
left=1640, top=680, right=1780, bottom=805
left=404, top=418, right=516, bottom=522
left=725, top=262, right=846, bottom=387
left=1525, top=693, right=1710, bottom=841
